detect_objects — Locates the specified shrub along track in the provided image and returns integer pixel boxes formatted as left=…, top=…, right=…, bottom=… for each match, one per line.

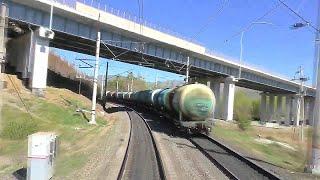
left=189, top=134, right=282, bottom=180
left=115, top=104, right=165, bottom=180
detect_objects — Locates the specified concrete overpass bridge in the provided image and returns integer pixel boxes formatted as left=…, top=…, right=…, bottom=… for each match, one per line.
left=3, top=0, right=316, bottom=125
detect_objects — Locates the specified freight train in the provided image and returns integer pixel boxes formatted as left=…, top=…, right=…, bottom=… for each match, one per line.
left=105, top=83, right=216, bottom=134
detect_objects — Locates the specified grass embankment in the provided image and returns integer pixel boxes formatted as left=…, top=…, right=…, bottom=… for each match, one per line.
left=0, top=75, right=113, bottom=178
left=212, top=121, right=311, bottom=172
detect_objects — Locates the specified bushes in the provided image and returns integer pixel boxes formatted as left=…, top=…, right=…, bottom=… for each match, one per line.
left=233, top=90, right=262, bottom=130
left=234, top=91, right=255, bottom=130
left=251, top=99, right=260, bottom=120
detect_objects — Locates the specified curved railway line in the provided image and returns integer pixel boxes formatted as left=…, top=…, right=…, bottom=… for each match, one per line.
left=189, top=134, right=282, bottom=180
left=107, top=102, right=283, bottom=180
left=131, top=104, right=282, bottom=180
left=115, top=105, right=165, bottom=180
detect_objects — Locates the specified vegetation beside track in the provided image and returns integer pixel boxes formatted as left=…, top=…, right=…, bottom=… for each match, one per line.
left=212, top=120, right=311, bottom=172
left=0, top=74, right=114, bottom=178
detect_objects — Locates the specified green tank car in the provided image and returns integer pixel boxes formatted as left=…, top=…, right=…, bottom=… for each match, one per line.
left=172, top=84, right=215, bottom=121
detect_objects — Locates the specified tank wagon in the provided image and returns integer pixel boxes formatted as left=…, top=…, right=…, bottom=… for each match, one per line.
left=105, top=83, right=216, bottom=134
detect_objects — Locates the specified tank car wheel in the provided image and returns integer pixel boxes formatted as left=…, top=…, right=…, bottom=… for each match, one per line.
left=205, top=130, right=209, bottom=135
left=203, top=127, right=210, bottom=135
left=187, top=128, right=192, bottom=135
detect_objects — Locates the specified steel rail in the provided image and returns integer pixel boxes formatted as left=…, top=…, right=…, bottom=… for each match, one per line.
left=110, top=103, right=165, bottom=180
left=116, top=110, right=132, bottom=180
left=128, top=107, right=166, bottom=180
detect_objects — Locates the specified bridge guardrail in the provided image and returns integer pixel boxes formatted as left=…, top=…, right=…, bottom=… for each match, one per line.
left=51, top=0, right=202, bottom=45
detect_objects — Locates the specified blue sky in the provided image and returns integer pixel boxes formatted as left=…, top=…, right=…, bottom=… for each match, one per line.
left=55, top=0, right=318, bottom=84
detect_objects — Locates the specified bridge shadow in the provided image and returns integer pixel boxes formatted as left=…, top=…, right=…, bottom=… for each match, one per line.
left=131, top=106, right=201, bottom=151
left=134, top=107, right=180, bottom=134
left=104, top=102, right=186, bottom=138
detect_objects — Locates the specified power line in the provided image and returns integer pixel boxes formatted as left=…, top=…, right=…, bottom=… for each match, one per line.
left=192, top=0, right=229, bottom=40
left=6, top=74, right=34, bottom=121
left=277, top=0, right=319, bottom=32
left=226, top=2, right=281, bottom=41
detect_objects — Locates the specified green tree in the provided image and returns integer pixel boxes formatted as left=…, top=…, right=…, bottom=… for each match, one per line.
left=106, top=75, right=147, bottom=92
left=234, top=91, right=252, bottom=130
left=251, top=99, right=260, bottom=121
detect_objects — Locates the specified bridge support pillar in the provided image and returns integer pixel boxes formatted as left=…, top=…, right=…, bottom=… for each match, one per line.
left=259, top=93, right=267, bottom=123
left=285, top=95, right=293, bottom=126
left=7, top=27, right=54, bottom=96
left=276, top=95, right=283, bottom=124
left=207, top=80, right=222, bottom=119
left=303, top=97, right=315, bottom=125
left=307, top=98, right=315, bottom=125
left=29, top=27, right=54, bottom=96
left=213, top=82, right=222, bottom=119
left=268, top=95, right=275, bottom=122
left=222, top=76, right=237, bottom=121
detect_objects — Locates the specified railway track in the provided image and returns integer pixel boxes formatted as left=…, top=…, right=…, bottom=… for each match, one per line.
left=108, top=102, right=281, bottom=180
left=116, top=105, right=165, bottom=180
left=189, top=134, right=282, bottom=180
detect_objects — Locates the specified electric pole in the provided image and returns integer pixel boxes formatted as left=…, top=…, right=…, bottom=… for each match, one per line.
left=49, top=3, right=53, bottom=30
left=155, top=73, right=158, bottom=89
left=131, top=73, right=133, bottom=92
left=103, top=62, right=109, bottom=99
left=292, top=66, right=308, bottom=141
left=116, top=75, right=119, bottom=93
left=311, top=0, right=320, bottom=174
left=0, top=3, right=6, bottom=133
left=78, top=74, right=82, bottom=95
left=185, top=56, right=190, bottom=84
left=0, top=3, right=6, bottom=88
left=100, top=75, right=104, bottom=100
left=89, top=31, right=101, bottom=125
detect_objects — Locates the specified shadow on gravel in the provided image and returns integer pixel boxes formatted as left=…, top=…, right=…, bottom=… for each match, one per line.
left=134, top=108, right=204, bottom=150
left=12, top=168, right=26, bottom=180
left=172, top=141, right=198, bottom=149
left=104, top=106, right=130, bottom=114
left=132, top=106, right=187, bottom=138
